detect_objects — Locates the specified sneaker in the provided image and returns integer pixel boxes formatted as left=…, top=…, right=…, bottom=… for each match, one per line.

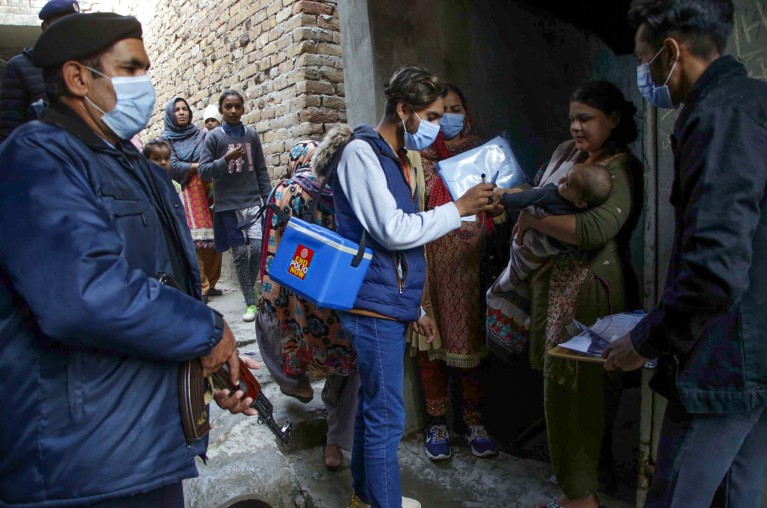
left=402, top=497, right=421, bottom=508
left=425, top=424, right=451, bottom=461
left=242, top=305, right=257, bottom=322
left=464, top=425, right=498, bottom=457
left=207, top=288, right=223, bottom=297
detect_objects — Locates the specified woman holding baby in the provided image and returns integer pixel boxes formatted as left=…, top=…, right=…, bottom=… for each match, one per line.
left=514, top=81, right=643, bottom=508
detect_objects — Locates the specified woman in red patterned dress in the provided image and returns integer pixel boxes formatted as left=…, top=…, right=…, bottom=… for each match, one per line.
left=417, top=84, right=498, bottom=461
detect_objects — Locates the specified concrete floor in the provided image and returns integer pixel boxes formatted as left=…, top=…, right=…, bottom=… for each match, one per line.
left=183, top=285, right=635, bottom=508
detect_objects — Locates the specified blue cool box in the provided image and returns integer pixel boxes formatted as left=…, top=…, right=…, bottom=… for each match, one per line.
left=268, top=217, right=373, bottom=310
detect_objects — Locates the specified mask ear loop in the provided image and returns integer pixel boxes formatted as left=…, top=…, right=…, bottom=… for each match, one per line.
left=82, top=65, right=111, bottom=117
left=662, top=51, right=678, bottom=87
left=649, top=44, right=676, bottom=87
left=648, top=45, right=664, bottom=65
left=85, top=65, right=108, bottom=79
left=84, top=96, right=107, bottom=116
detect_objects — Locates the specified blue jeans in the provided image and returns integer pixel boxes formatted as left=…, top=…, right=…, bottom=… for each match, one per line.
left=339, top=312, right=406, bottom=508
left=646, top=398, right=767, bottom=508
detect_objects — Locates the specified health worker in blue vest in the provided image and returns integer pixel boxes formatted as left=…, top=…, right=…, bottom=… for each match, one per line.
left=314, top=65, right=500, bottom=508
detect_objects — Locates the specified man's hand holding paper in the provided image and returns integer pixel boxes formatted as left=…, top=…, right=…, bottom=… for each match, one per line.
left=603, top=334, right=647, bottom=372
left=552, top=312, right=648, bottom=368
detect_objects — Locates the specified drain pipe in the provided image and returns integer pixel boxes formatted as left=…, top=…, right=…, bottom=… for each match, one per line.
left=636, top=102, right=658, bottom=508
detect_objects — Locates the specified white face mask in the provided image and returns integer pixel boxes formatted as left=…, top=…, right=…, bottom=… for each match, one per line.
left=636, top=46, right=677, bottom=109
left=402, top=112, right=440, bottom=151
left=85, top=66, right=156, bottom=139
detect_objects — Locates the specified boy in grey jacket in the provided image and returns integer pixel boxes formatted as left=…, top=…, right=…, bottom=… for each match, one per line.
left=199, top=90, right=272, bottom=321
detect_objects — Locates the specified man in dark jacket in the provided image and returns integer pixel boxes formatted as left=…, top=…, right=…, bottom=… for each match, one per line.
left=0, top=0, right=80, bottom=142
left=605, top=1, right=767, bottom=506
left=0, top=13, right=255, bottom=507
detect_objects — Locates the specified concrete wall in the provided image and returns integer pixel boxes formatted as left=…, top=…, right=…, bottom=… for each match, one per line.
left=339, top=0, right=645, bottom=290
left=336, top=0, right=376, bottom=127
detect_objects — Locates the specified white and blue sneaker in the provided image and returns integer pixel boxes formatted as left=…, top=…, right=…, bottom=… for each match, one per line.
left=425, top=423, right=451, bottom=461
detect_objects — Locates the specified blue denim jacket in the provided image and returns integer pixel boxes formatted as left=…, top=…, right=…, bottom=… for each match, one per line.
left=632, top=56, right=767, bottom=414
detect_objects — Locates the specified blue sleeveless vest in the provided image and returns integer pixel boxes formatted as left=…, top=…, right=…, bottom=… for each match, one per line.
left=333, top=125, right=426, bottom=322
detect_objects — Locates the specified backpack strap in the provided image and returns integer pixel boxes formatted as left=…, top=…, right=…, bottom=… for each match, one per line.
left=351, top=228, right=367, bottom=268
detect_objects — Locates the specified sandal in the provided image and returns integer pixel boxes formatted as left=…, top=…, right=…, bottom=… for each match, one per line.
left=280, top=387, right=313, bottom=404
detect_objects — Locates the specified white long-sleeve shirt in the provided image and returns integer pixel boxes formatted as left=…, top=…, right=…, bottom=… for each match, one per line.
left=335, top=139, right=461, bottom=251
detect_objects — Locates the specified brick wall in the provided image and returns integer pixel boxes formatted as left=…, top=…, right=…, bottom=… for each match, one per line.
left=141, top=0, right=346, bottom=182
left=2, top=0, right=347, bottom=182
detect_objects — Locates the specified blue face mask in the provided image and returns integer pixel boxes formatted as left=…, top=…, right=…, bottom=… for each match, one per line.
left=636, top=47, right=677, bottom=109
left=439, top=113, right=465, bottom=140
left=403, top=112, right=440, bottom=151
left=85, top=67, right=156, bottom=139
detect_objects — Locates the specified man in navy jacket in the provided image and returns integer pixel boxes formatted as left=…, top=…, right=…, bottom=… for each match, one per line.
left=605, top=1, right=767, bottom=506
left=0, top=13, right=254, bottom=507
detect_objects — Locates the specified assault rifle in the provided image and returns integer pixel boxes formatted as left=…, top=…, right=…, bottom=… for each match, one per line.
left=211, top=363, right=292, bottom=445
left=155, top=272, right=291, bottom=445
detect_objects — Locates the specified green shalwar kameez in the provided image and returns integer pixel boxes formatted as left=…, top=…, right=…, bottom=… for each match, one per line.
left=528, top=144, right=639, bottom=500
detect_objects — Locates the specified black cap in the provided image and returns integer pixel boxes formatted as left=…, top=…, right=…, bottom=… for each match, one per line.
left=33, top=12, right=142, bottom=68
left=39, top=0, right=80, bottom=21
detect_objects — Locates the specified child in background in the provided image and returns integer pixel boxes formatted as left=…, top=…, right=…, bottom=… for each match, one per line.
left=143, top=138, right=182, bottom=196
left=202, top=104, right=222, bottom=131
left=486, top=163, right=613, bottom=355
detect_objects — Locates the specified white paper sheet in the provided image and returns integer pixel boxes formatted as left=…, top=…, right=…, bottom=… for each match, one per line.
left=558, top=312, right=645, bottom=356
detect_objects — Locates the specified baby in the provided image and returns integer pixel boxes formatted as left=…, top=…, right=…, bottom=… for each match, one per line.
left=499, top=162, right=612, bottom=225
left=497, top=162, right=612, bottom=281
left=486, top=163, right=612, bottom=356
